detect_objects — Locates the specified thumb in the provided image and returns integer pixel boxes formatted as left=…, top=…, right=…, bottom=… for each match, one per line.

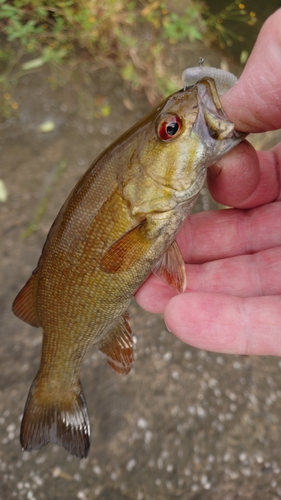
left=221, top=8, right=281, bottom=134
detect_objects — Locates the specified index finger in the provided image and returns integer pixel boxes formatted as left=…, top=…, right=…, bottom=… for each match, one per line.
left=177, top=200, right=281, bottom=264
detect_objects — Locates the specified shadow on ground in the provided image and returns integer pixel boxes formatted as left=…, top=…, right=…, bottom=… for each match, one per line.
left=1, top=52, right=281, bottom=500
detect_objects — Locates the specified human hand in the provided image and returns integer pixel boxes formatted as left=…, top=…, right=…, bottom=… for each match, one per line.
left=135, top=9, right=281, bottom=356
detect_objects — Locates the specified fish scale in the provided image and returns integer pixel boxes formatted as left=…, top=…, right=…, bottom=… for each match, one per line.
left=13, top=75, right=245, bottom=458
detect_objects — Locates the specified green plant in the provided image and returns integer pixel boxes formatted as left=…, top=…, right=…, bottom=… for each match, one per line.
left=0, top=0, right=257, bottom=114
left=202, top=0, right=257, bottom=48
left=162, top=6, right=203, bottom=43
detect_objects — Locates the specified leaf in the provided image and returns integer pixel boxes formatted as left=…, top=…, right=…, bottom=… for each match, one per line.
left=38, top=120, right=55, bottom=133
left=22, top=57, right=45, bottom=71
left=0, top=179, right=8, bottom=202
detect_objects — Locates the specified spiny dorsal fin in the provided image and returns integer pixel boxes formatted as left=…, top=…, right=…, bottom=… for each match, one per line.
left=100, top=220, right=151, bottom=273
left=12, top=270, right=40, bottom=327
left=20, top=375, right=90, bottom=459
left=97, top=312, right=134, bottom=374
left=153, top=240, right=186, bottom=293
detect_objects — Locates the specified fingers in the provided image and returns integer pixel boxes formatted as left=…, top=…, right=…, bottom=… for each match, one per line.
left=208, top=9, right=281, bottom=210
left=208, top=140, right=260, bottom=207
left=177, top=201, right=281, bottom=263
left=136, top=201, right=281, bottom=313
left=185, top=247, right=281, bottom=296
left=221, top=8, right=281, bottom=133
left=208, top=142, right=281, bottom=208
left=135, top=245, right=281, bottom=313
left=164, top=293, right=281, bottom=356
left=135, top=273, right=177, bottom=313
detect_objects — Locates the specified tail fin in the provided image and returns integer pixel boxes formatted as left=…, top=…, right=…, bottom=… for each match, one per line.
left=20, top=375, right=90, bottom=458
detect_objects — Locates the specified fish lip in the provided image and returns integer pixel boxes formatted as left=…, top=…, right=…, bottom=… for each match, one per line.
left=193, top=80, right=246, bottom=165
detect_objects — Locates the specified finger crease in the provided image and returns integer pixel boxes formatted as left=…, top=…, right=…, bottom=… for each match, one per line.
left=239, top=298, right=251, bottom=355
left=272, top=147, right=281, bottom=201
left=251, top=253, right=264, bottom=296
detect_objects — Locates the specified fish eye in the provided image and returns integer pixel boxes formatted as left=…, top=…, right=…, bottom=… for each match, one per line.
left=157, top=115, right=183, bottom=142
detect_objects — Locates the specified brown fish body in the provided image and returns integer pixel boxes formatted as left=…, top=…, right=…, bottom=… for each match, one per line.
left=13, top=78, right=244, bottom=458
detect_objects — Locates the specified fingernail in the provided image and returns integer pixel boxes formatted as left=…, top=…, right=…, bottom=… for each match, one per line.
left=165, top=322, right=172, bottom=333
left=209, top=163, right=222, bottom=178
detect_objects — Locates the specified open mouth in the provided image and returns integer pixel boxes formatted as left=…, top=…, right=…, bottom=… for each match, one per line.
left=192, top=78, right=246, bottom=165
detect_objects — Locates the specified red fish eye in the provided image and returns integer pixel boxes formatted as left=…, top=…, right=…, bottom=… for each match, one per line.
left=157, top=115, right=182, bottom=141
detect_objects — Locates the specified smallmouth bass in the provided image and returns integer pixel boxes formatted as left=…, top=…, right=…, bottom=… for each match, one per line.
left=13, top=71, right=245, bottom=458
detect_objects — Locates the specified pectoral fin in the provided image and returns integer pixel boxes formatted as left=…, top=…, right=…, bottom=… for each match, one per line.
left=12, top=270, right=40, bottom=327
left=100, top=220, right=151, bottom=273
left=153, top=240, right=186, bottom=294
left=97, top=312, right=134, bottom=374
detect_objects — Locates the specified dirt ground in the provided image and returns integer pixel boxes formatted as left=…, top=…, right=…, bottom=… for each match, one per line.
left=1, top=50, right=281, bottom=500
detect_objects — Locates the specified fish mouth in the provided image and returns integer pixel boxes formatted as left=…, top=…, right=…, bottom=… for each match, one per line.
left=192, top=78, right=246, bottom=167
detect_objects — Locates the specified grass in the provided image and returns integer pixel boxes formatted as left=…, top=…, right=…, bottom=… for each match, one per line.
left=0, top=0, right=257, bottom=116
left=0, top=1, right=257, bottom=236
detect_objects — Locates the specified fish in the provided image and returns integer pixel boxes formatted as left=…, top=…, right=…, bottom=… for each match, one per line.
left=13, top=68, right=245, bottom=458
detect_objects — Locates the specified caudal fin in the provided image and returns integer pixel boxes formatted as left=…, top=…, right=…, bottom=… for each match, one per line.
left=20, top=375, right=90, bottom=458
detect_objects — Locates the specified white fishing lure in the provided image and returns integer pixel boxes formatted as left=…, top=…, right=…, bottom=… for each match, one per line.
left=182, top=58, right=238, bottom=95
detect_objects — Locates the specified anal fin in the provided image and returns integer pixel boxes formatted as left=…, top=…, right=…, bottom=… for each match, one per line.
left=97, top=312, right=134, bottom=374
left=12, top=270, right=40, bottom=327
left=153, top=240, right=186, bottom=294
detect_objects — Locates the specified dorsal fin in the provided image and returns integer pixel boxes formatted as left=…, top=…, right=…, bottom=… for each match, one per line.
left=100, top=220, right=151, bottom=273
left=153, top=240, right=186, bottom=294
left=97, top=312, right=134, bottom=374
left=12, top=270, right=40, bottom=327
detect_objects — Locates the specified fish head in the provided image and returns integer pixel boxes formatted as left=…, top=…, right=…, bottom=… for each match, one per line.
left=136, top=77, right=245, bottom=196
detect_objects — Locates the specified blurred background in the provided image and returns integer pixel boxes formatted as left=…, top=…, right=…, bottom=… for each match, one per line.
left=1, top=1, right=281, bottom=499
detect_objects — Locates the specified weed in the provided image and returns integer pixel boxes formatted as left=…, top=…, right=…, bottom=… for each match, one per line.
left=203, top=0, right=258, bottom=48
left=0, top=0, right=257, bottom=114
